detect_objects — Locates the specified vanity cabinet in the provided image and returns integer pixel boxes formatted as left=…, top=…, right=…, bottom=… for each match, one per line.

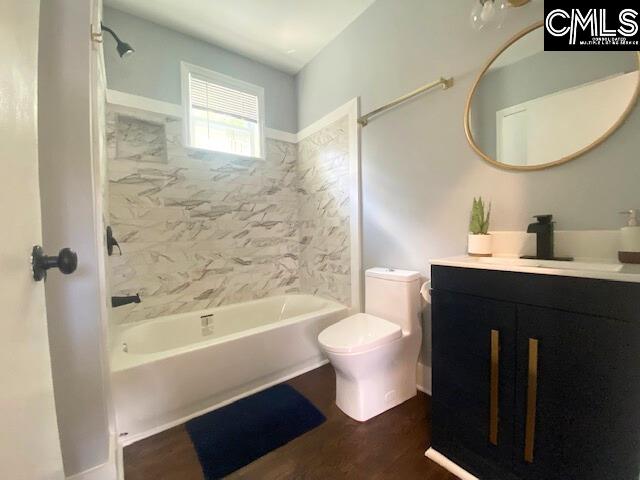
left=430, top=266, right=640, bottom=480
left=432, top=290, right=518, bottom=479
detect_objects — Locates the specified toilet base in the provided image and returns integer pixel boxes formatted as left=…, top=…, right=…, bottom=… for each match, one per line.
left=322, top=329, right=422, bottom=422
left=334, top=355, right=418, bottom=422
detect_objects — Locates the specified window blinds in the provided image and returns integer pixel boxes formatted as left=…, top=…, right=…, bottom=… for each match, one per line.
left=189, top=74, right=259, bottom=123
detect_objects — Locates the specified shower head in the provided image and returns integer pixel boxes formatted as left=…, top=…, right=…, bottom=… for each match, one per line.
left=116, top=41, right=135, bottom=58
left=101, top=23, right=135, bottom=58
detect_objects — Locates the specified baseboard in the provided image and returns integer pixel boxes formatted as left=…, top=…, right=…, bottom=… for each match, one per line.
left=120, top=358, right=330, bottom=447
left=116, top=441, right=124, bottom=480
left=66, top=432, right=119, bottom=480
left=425, top=448, right=478, bottom=480
left=416, top=362, right=432, bottom=396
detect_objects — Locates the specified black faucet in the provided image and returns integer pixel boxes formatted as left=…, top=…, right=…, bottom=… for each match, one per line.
left=112, top=294, right=141, bottom=308
left=521, top=215, right=573, bottom=261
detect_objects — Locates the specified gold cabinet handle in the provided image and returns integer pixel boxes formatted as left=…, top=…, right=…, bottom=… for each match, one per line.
left=489, top=329, right=499, bottom=446
left=524, top=338, right=539, bottom=463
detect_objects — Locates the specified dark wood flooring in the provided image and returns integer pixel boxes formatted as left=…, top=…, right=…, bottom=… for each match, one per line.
left=124, top=365, right=459, bottom=479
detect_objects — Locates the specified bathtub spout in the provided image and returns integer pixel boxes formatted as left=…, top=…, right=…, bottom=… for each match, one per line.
left=112, top=294, right=141, bottom=308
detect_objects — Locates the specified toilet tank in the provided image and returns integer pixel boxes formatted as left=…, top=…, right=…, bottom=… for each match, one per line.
left=365, top=268, right=422, bottom=334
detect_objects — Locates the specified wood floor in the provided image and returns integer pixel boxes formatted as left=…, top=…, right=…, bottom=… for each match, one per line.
left=124, top=365, right=459, bottom=479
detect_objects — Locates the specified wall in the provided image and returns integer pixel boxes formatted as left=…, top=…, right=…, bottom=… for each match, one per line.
left=295, top=0, right=640, bottom=379
left=108, top=105, right=302, bottom=323
left=297, top=0, right=640, bottom=265
left=298, top=116, right=352, bottom=306
left=38, top=0, right=112, bottom=475
left=107, top=103, right=355, bottom=322
left=103, top=7, right=297, bottom=133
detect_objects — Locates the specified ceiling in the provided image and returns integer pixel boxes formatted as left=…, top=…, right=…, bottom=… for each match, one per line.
left=104, top=0, right=376, bottom=74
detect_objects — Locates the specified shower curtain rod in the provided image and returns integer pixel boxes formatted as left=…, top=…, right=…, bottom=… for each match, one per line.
left=358, top=76, right=454, bottom=127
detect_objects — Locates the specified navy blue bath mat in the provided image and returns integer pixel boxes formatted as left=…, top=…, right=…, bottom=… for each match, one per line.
left=186, top=384, right=326, bottom=479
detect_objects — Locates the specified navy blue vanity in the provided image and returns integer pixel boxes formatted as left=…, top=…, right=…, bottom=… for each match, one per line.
left=429, top=261, right=640, bottom=480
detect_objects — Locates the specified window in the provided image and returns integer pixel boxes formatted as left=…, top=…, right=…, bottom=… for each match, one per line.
left=181, top=62, right=265, bottom=158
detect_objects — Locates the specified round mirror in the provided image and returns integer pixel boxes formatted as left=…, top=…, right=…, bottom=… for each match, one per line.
left=465, top=22, right=640, bottom=171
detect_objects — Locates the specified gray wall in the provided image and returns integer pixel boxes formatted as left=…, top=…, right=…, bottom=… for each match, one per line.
left=474, top=51, right=637, bottom=158
left=39, top=0, right=112, bottom=475
left=296, top=0, right=640, bottom=277
left=103, top=7, right=297, bottom=133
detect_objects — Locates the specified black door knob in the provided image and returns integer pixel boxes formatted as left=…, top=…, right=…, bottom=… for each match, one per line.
left=32, top=245, right=78, bottom=282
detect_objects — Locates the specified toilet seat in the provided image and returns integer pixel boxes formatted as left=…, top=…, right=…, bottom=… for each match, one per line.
left=318, top=313, right=402, bottom=354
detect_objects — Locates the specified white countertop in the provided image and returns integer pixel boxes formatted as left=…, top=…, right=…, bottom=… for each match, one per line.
left=430, top=256, right=640, bottom=284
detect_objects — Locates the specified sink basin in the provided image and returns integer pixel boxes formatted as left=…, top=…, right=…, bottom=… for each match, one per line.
left=476, top=257, right=624, bottom=273
left=431, top=256, right=640, bottom=283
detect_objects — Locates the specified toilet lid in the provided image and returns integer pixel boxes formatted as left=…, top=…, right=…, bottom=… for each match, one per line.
left=318, top=313, right=402, bottom=354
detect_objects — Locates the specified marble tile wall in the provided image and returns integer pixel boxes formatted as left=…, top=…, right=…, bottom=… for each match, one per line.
left=297, top=116, right=351, bottom=306
left=116, top=116, right=167, bottom=163
left=107, top=105, right=301, bottom=323
left=107, top=104, right=352, bottom=323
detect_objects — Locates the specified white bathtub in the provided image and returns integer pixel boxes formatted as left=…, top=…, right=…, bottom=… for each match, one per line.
left=111, top=294, right=348, bottom=442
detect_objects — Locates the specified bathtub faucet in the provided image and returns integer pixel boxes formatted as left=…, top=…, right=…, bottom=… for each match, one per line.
left=112, top=294, right=141, bottom=308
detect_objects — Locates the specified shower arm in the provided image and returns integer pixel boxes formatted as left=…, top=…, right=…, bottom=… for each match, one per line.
left=98, top=22, right=134, bottom=58
left=100, top=23, right=123, bottom=44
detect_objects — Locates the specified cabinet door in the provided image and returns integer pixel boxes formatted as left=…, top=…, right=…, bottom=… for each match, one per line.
left=431, top=289, right=517, bottom=478
left=514, top=305, right=640, bottom=480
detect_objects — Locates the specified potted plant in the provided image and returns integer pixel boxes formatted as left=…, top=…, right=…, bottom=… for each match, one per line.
left=468, top=197, right=492, bottom=257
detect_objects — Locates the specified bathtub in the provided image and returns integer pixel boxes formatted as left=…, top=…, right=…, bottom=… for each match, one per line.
left=111, top=294, right=348, bottom=442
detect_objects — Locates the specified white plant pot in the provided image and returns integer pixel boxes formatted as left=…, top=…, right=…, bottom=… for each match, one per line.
left=468, top=234, right=493, bottom=257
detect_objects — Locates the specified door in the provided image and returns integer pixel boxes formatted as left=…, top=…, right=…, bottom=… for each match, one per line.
left=515, top=305, right=640, bottom=480
left=497, top=108, right=528, bottom=166
left=0, top=0, right=65, bottom=479
left=431, top=289, right=517, bottom=478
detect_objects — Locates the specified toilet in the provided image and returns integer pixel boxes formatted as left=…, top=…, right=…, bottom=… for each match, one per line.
left=318, top=268, right=423, bottom=422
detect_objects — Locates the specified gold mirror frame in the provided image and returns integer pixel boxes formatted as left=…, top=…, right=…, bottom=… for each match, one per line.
left=464, top=21, right=640, bottom=171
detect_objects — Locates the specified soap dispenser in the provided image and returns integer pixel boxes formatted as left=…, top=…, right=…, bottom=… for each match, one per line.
left=619, top=209, right=640, bottom=264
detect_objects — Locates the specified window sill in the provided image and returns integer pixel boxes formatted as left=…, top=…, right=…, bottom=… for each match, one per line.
left=184, top=144, right=265, bottom=161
